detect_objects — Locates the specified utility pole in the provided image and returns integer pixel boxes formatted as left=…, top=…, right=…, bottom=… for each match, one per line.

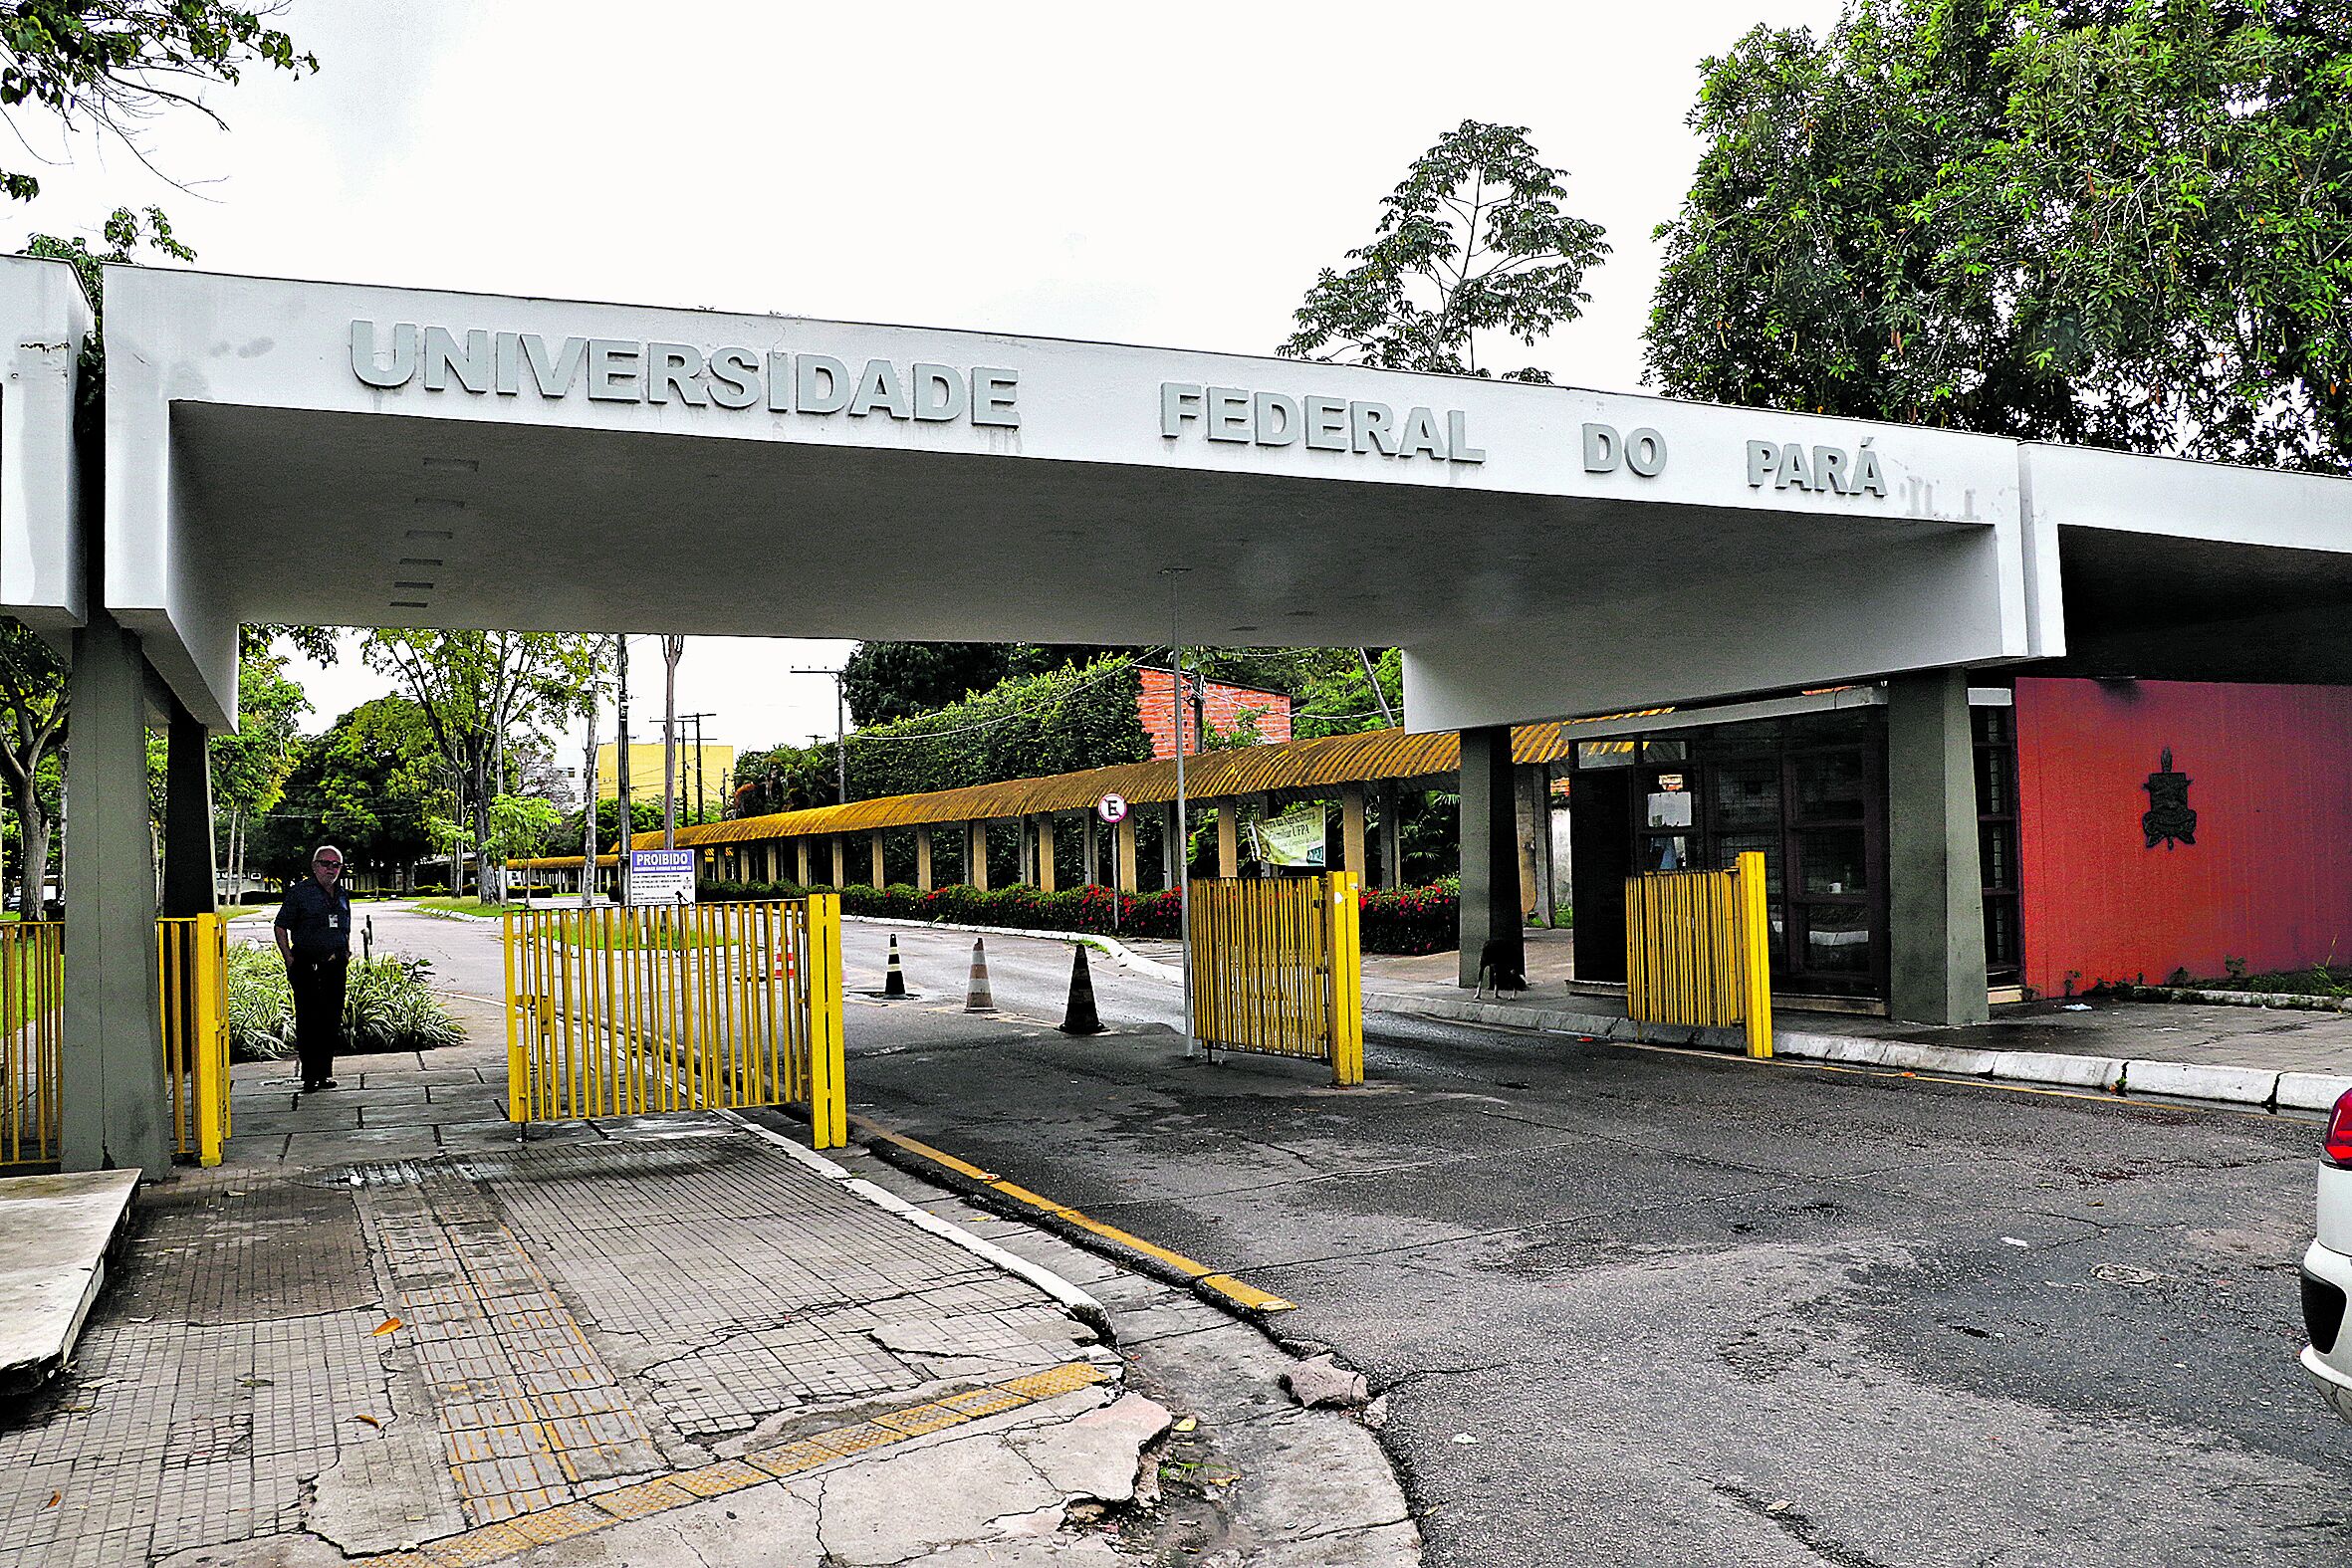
left=581, top=640, right=600, bottom=911
left=1162, top=568, right=1195, bottom=1058
left=616, top=636, right=631, bottom=905
left=659, top=635, right=684, bottom=849
left=792, top=668, right=849, bottom=803
left=678, top=713, right=718, bottom=824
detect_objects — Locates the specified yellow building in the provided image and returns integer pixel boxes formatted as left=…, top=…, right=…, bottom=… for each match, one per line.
left=595, top=740, right=737, bottom=816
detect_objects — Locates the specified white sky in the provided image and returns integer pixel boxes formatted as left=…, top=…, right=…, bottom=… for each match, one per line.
left=2, top=0, right=1846, bottom=765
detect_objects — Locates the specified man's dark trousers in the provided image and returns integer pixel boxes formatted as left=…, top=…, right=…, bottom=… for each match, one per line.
left=289, top=953, right=348, bottom=1086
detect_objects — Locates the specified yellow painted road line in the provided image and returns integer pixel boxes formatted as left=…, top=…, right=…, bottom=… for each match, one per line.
left=846, top=1112, right=1298, bottom=1314
left=372, top=1361, right=1108, bottom=1568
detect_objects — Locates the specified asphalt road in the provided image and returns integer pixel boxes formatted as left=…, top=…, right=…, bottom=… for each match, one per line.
left=384, top=910, right=2352, bottom=1564
left=829, top=924, right=2352, bottom=1568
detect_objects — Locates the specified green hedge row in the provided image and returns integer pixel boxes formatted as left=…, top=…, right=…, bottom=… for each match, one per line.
left=697, top=878, right=1460, bottom=955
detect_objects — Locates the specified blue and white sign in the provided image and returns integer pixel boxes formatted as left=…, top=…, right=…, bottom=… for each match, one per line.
left=627, top=848, right=697, bottom=907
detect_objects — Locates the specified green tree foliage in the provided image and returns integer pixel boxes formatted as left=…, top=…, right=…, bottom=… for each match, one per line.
left=0, top=1, right=316, bottom=206
left=840, top=641, right=1142, bottom=726
left=209, top=639, right=309, bottom=895
left=1648, top=0, right=2352, bottom=470
left=253, top=697, right=448, bottom=888
left=483, top=793, right=563, bottom=865
left=1281, top=119, right=1609, bottom=381
left=0, top=618, right=64, bottom=910
left=361, top=630, right=598, bottom=901
left=738, top=657, right=1152, bottom=812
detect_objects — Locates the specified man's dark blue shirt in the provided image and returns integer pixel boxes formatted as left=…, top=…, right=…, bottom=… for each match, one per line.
left=274, top=879, right=353, bottom=959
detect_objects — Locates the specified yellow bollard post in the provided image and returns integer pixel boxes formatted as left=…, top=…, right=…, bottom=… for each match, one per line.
left=503, top=912, right=527, bottom=1122
left=1737, top=850, right=1773, bottom=1058
left=1325, top=871, right=1364, bottom=1086
left=807, top=891, right=846, bottom=1149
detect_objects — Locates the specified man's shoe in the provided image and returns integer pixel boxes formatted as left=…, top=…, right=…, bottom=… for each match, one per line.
left=317, top=1078, right=339, bottom=1090
left=301, top=1080, right=321, bottom=1093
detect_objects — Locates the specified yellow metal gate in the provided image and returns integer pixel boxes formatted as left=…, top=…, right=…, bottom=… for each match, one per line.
left=1188, top=871, right=1364, bottom=1085
left=2, top=916, right=230, bottom=1170
left=1625, top=850, right=1773, bottom=1057
left=502, top=895, right=846, bottom=1149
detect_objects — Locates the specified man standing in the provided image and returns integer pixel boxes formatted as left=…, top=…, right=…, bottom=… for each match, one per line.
left=275, top=844, right=353, bottom=1092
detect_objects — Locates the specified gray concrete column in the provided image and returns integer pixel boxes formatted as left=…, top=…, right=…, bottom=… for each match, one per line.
left=915, top=825, right=934, bottom=892
left=1378, top=782, right=1405, bottom=889
left=161, top=699, right=217, bottom=917
left=63, top=610, right=169, bottom=1174
left=1457, top=727, right=1521, bottom=989
left=966, top=822, right=990, bottom=891
left=1887, top=670, right=1990, bottom=1026
left=1081, top=818, right=1099, bottom=887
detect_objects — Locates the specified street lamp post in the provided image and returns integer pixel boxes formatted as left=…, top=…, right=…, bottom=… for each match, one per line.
left=1162, top=566, right=1196, bottom=1058
left=792, top=668, right=850, bottom=802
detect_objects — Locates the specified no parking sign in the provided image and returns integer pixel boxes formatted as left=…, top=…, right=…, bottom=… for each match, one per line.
left=1096, top=792, right=1129, bottom=824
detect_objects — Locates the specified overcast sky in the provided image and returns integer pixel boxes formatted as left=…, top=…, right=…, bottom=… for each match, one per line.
left=3, top=0, right=1845, bottom=766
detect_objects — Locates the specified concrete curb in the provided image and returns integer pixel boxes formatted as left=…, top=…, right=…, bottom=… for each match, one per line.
left=2103, top=983, right=2352, bottom=1013
left=1365, top=991, right=2351, bottom=1115
left=718, top=1109, right=1115, bottom=1342
left=841, top=913, right=1183, bottom=985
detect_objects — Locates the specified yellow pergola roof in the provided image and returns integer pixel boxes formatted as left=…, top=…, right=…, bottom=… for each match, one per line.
left=625, top=716, right=1648, bottom=851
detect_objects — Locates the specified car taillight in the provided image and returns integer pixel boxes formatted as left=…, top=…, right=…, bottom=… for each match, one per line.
left=2329, top=1091, right=2352, bottom=1169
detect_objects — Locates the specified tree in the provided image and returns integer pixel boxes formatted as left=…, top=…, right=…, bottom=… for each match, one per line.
left=0, top=2, right=316, bottom=206
left=359, top=631, right=598, bottom=902
left=0, top=619, right=65, bottom=911
left=209, top=641, right=308, bottom=898
left=1647, top=0, right=2352, bottom=472
left=252, top=696, right=447, bottom=889
left=1280, top=119, right=1609, bottom=382
left=841, top=642, right=1144, bottom=728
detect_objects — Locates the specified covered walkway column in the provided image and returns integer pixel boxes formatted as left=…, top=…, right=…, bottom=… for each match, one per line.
left=1114, top=816, right=1138, bottom=892
left=868, top=829, right=884, bottom=889
left=1457, top=726, right=1521, bottom=989
left=796, top=839, right=813, bottom=885
left=1216, top=804, right=1238, bottom=877
left=915, top=825, right=933, bottom=892
left=1035, top=816, right=1057, bottom=893
left=1887, top=671, right=1990, bottom=1026
left=1341, top=785, right=1367, bottom=878
left=966, top=822, right=990, bottom=891
left=63, top=610, right=169, bottom=1174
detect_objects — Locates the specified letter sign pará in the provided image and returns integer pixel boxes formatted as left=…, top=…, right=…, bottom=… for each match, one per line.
left=1747, top=440, right=1777, bottom=488
left=351, top=321, right=417, bottom=389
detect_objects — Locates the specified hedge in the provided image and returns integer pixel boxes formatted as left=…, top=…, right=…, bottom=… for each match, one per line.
left=697, top=878, right=1460, bottom=956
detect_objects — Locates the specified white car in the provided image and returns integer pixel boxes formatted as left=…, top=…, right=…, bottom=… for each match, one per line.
left=2301, top=1088, right=2352, bottom=1420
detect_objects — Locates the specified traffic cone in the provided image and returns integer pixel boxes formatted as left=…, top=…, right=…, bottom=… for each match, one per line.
left=964, top=938, right=996, bottom=1012
left=882, top=934, right=908, bottom=999
left=1058, top=944, right=1104, bottom=1035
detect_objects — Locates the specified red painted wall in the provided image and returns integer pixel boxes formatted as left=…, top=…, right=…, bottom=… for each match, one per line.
left=2015, top=677, right=2352, bottom=994
left=1136, top=669, right=1294, bottom=759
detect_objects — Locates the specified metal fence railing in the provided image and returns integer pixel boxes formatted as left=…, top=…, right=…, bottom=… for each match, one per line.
left=1625, top=850, right=1773, bottom=1057
left=1188, top=871, right=1364, bottom=1086
left=502, top=895, right=846, bottom=1149
left=1, top=916, right=230, bottom=1171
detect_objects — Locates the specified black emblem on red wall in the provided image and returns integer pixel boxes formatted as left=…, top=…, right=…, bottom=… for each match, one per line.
left=2142, top=748, right=2196, bottom=849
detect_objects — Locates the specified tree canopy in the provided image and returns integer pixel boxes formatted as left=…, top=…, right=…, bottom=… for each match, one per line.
left=0, top=1, right=315, bottom=205
left=1281, top=118, right=1609, bottom=381
left=1647, top=0, right=2352, bottom=471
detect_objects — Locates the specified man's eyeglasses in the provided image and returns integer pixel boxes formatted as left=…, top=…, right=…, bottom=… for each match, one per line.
left=314, top=859, right=344, bottom=869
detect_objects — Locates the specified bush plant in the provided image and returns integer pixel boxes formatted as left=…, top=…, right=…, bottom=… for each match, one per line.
left=697, top=878, right=1460, bottom=955
left=225, top=943, right=465, bottom=1060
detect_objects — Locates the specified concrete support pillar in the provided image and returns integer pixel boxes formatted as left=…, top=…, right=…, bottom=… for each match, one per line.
left=1081, top=818, right=1099, bottom=887
left=1216, top=804, right=1238, bottom=878
left=967, top=822, right=990, bottom=891
left=1114, top=817, right=1139, bottom=892
left=915, top=825, right=934, bottom=892
left=1456, top=726, right=1522, bottom=989
left=1036, top=816, right=1057, bottom=893
left=796, top=838, right=812, bottom=886
left=1160, top=803, right=1179, bottom=886
left=868, top=829, right=884, bottom=889
left=829, top=836, right=846, bottom=890
left=1341, top=785, right=1367, bottom=878
left=1888, top=670, right=1990, bottom=1026
left=63, top=611, right=169, bottom=1174
left=763, top=843, right=780, bottom=883
left=1530, top=767, right=1558, bottom=926
left=162, top=699, right=217, bottom=917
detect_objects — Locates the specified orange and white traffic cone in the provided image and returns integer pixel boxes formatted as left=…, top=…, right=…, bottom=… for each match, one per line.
left=965, top=938, right=995, bottom=1013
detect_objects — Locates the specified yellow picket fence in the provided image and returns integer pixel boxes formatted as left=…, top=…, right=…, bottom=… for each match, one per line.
left=1624, top=850, right=1773, bottom=1057
left=502, top=895, right=846, bottom=1149
left=1187, top=871, right=1364, bottom=1085
left=0, top=916, right=230, bottom=1170
left=159, top=915, right=232, bottom=1166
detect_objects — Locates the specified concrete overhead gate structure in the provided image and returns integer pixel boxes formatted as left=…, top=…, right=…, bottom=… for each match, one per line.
left=0, top=256, right=2336, bottom=1172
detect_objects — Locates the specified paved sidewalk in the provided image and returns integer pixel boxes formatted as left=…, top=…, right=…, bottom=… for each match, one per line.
left=0, top=1017, right=1413, bottom=1566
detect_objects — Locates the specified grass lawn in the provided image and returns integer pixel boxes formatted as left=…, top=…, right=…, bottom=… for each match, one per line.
left=406, top=896, right=508, bottom=918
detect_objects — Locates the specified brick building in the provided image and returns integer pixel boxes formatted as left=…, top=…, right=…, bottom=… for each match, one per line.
left=1136, top=668, right=1294, bottom=759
